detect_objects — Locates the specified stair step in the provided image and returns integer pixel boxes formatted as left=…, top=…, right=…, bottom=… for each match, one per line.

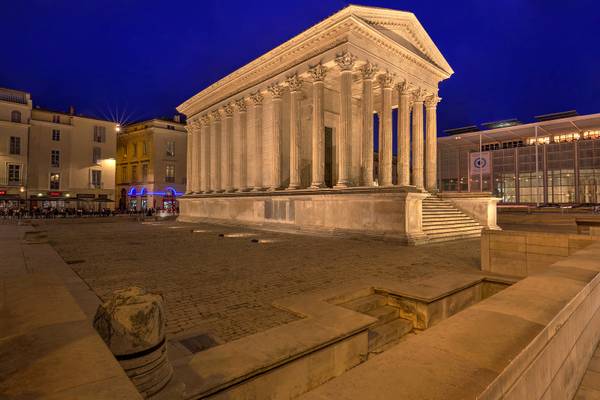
left=427, top=232, right=482, bottom=243
left=368, top=318, right=413, bottom=351
left=423, top=222, right=480, bottom=230
left=423, top=226, right=483, bottom=234
left=364, top=305, right=400, bottom=326
left=340, top=294, right=387, bottom=314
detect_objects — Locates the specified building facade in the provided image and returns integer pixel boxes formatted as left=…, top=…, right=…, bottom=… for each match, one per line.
left=116, top=118, right=187, bottom=212
left=0, top=88, right=31, bottom=209
left=0, top=87, right=118, bottom=211
left=438, top=112, right=600, bottom=205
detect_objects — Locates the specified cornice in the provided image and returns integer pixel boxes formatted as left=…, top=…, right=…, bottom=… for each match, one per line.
left=177, top=6, right=453, bottom=118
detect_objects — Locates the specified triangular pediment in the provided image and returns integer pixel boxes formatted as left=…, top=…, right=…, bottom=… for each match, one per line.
left=346, top=5, right=453, bottom=76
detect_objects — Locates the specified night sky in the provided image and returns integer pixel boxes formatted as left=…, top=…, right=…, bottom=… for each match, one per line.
left=3, top=0, right=600, bottom=133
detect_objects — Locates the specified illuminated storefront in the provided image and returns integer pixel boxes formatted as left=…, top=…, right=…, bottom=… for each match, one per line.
left=438, top=112, right=600, bottom=205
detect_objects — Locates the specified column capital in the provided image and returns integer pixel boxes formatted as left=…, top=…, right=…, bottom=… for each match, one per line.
left=412, top=87, right=427, bottom=103
left=377, top=70, right=396, bottom=89
left=210, top=110, right=222, bottom=121
left=268, top=83, right=284, bottom=99
left=190, top=118, right=201, bottom=129
left=200, top=115, right=211, bottom=126
left=286, top=74, right=303, bottom=92
left=308, top=63, right=328, bottom=82
left=223, top=103, right=234, bottom=117
left=360, top=61, right=378, bottom=80
left=235, top=98, right=247, bottom=112
left=425, top=94, right=442, bottom=108
left=250, top=91, right=264, bottom=105
left=334, top=51, right=356, bottom=71
left=397, top=79, right=415, bottom=96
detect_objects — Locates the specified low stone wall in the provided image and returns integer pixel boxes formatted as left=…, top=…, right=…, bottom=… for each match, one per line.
left=481, top=228, right=600, bottom=277
left=179, top=187, right=429, bottom=244
left=301, top=239, right=600, bottom=400
left=0, top=226, right=142, bottom=399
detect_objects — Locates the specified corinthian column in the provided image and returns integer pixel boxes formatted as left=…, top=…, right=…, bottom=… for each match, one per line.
left=250, top=91, right=264, bottom=191
left=185, top=125, right=192, bottom=194
left=268, top=83, right=284, bottom=190
left=287, top=74, right=303, bottom=189
left=360, top=62, right=377, bottom=186
left=397, top=80, right=413, bottom=186
left=210, top=110, right=222, bottom=192
left=200, top=115, right=211, bottom=192
left=309, top=63, right=327, bottom=189
left=235, top=98, right=249, bottom=191
left=425, top=94, right=441, bottom=192
left=194, top=119, right=202, bottom=193
left=223, top=103, right=234, bottom=192
left=411, top=89, right=426, bottom=189
left=378, top=70, right=395, bottom=187
left=334, top=51, right=356, bottom=188
left=189, top=120, right=199, bottom=192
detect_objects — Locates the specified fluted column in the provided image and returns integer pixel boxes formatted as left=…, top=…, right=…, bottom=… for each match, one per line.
left=425, top=94, right=441, bottom=192
left=210, top=110, right=222, bottom=192
left=200, top=115, right=211, bottom=192
left=223, top=103, right=234, bottom=192
left=287, top=74, right=303, bottom=189
left=411, top=89, right=426, bottom=189
left=185, top=125, right=192, bottom=194
left=235, top=98, right=249, bottom=191
left=334, top=51, right=356, bottom=188
left=250, top=92, right=264, bottom=191
left=397, top=80, right=413, bottom=186
left=268, top=83, right=284, bottom=190
left=309, top=63, right=327, bottom=188
left=378, top=71, right=395, bottom=187
left=193, top=119, right=202, bottom=193
left=359, top=62, right=377, bottom=186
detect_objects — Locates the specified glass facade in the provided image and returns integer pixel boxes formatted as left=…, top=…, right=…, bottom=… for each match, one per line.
left=439, top=131, right=600, bottom=205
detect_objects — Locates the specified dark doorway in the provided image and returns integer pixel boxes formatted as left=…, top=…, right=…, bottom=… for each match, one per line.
left=325, top=127, right=333, bottom=187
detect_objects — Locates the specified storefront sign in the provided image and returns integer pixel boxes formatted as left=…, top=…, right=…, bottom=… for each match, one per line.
left=48, top=191, right=62, bottom=197
left=77, top=193, right=95, bottom=199
left=469, top=152, right=491, bottom=175
left=0, top=190, right=6, bottom=196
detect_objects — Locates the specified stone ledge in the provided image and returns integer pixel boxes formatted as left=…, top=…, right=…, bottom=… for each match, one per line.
left=0, top=226, right=142, bottom=399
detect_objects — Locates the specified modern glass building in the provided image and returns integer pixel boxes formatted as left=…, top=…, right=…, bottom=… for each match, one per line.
left=438, top=112, right=600, bottom=204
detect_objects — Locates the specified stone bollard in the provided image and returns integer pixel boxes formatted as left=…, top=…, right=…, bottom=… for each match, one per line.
left=93, top=287, right=173, bottom=398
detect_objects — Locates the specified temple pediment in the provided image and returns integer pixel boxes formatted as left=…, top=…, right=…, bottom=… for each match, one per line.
left=177, top=5, right=452, bottom=118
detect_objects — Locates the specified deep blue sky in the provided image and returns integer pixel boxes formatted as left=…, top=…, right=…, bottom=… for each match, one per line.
left=3, top=0, right=600, bottom=132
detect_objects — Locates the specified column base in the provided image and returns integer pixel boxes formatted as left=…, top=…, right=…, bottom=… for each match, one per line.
left=239, top=187, right=252, bottom=192
left=334, top=181, right=351, bottom=189
left=287, top=184, right=301, bottom=190
left=252, top=187, right=265, bottom=192
left=310, top=182, right=326, bottom=189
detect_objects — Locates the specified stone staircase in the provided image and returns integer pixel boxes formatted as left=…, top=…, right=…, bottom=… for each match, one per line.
left=340, top=294, right=413, bottom=354
left=421, top=195, right=483, bottom=243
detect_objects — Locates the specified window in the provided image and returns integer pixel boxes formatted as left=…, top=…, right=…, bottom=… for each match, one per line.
left=165, top=164, right=175, bottom=182
left=93, top=126, right=106, bottom=143
left=166, top=125, right=175, bottom=130
left=91, top=170, right=102, bottom=188
left=121, top=166, right=127, bottom=183
left=142, top=141, right=148, bottom=155
left=166, top=141, right=175, bottom=157
left=132, top=142, right=138, bottom=157
left=50, top=173, right=60, bottom=190
left=52, top=115, right=61, bottom=124
left=8, top=164, right=20, bottom=184
left=131, top=165, right=137, bottom=182
left=122, top=144, right=128, bottom=158
left=9, top=136, right=20, bottom=155
left=142, top=164, right=148, bottom=182
left=51, top=150, right=60, bottom=167
left=11, top=110, right=21, bottom=123
left=52, top=129, right=61, bottom=141
left=92, top=147, right=102, bottom=164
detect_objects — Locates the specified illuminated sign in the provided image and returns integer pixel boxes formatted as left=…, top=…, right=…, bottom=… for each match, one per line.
left=0, top=190, right=7, bottom=196
left=48, top=191, right=62, bottom=197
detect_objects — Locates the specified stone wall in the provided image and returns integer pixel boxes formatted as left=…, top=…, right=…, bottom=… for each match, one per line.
left=481, top=228, right=600, bottom=277
left=179, top=187, right=429, bottom=244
